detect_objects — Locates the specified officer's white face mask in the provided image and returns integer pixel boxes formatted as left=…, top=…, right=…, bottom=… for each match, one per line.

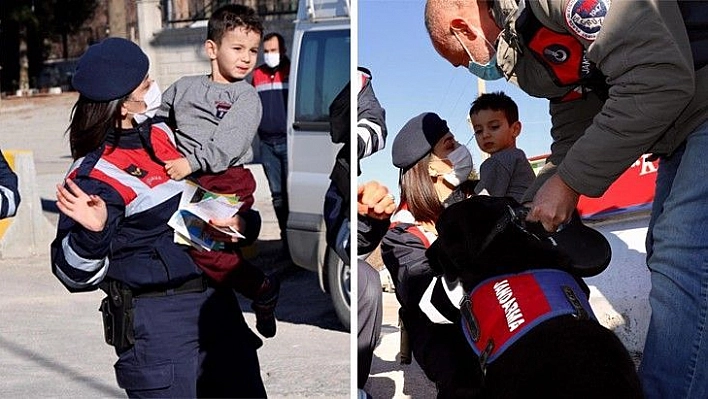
left=430, top=144, right=474, bottom=187
left=264, top=52, right=280, bottom=69
left=132, top=82, right=162, bottom=124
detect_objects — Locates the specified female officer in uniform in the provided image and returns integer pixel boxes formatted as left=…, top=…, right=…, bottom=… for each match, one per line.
left=50, top=37, right=265, bottom=398
left=380, top=112, right=479, bottom=397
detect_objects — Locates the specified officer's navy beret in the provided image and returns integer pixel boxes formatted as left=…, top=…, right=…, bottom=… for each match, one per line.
left=72, top=37, right=149, bottom=102
left=392, top=112, right=449, bottom=170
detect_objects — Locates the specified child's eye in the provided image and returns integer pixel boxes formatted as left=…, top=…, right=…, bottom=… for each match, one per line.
left=474, top=129, right=483, bottom=136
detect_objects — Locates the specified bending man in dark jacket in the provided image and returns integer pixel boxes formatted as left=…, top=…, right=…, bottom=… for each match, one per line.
left=425, top=1, right=708, bottom=397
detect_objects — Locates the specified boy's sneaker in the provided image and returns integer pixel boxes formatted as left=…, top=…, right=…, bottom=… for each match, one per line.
left=252, top=274, right=280, bottom=338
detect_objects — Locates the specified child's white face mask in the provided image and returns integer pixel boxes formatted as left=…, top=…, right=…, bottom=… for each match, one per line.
left=132, top=82, right=162, bottom=124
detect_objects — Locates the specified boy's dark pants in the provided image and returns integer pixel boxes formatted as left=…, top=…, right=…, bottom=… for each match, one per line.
left=190, top=166, right=265, bottom=298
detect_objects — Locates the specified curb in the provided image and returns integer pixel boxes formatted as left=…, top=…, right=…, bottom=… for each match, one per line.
left=0, top=150, right=55, bottom=258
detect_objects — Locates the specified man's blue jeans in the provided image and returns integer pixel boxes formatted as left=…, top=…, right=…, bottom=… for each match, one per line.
left=259, top=139, right=288, bottom=239
left=640, top=120, right=708, bottom=398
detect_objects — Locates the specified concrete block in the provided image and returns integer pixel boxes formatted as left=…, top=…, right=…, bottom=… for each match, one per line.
left=0, top=150, right=55, bottom=258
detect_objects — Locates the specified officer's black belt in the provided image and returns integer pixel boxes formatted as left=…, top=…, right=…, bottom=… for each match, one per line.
left=132, top=275, right=208, bottom=298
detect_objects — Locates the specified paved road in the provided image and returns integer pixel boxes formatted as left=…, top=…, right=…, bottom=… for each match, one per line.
left=0, top=93, right=349, bottom=398
left=365, top=288, right=437, bottom=398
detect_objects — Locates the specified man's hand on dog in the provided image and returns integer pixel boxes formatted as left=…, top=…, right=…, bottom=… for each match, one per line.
left=358, top=180, right=396, bottom=220
left=527, top=173, right=579, bottom=232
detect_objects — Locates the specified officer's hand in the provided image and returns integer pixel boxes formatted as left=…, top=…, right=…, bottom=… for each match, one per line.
left=56, top=178, right=108, bottom=232
left=358, top=180, right=396, bottom=220
left=526, top=173, right=578, bottom=232
left=165, top=157, right=193, bottom=181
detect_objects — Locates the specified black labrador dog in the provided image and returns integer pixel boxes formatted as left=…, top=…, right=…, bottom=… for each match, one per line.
left=427, top=196, right=642, bottom=399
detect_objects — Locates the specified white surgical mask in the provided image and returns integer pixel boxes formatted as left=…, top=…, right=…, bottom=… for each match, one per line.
left=429, top=145, right=474, bottom=187
left=132, top=82, right=162, bottom=124
left=264, top=52, right=280, bottom=69
left=443, top=145, right=474, bottom=186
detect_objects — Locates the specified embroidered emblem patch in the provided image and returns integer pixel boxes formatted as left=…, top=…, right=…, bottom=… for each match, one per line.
left=124, top=164, right=147, bottom=178
left=215, top=101, right=232, bottom=119
left=564, top=0, right=610, bottom=41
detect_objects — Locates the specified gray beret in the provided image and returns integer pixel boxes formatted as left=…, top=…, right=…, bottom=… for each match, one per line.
left=72, top=37, right=149, bottom=102
left=392, top=112, right=449, bottom=170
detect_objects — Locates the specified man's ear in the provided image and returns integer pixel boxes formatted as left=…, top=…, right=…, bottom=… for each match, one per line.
left=205, top=40, right=218, bottom=60
left=450, top=18, right=476, bottom=39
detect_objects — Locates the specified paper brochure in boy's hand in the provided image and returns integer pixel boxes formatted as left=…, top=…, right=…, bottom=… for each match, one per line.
left=168, top=180, right=245, bottom=251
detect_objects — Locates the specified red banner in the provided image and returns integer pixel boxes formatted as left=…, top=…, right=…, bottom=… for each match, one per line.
left=577, top=155, right=657, bottom=218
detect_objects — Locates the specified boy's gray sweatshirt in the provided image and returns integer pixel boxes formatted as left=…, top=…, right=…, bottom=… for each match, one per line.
left=159, top=75, right=263, bottom=173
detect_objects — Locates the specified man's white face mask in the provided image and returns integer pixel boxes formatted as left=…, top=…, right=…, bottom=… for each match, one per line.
left=264, top=52, right=280, bottom=68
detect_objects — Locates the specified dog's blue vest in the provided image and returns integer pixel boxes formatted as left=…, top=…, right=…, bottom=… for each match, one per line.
left=460, top=269, right=595, bottom=366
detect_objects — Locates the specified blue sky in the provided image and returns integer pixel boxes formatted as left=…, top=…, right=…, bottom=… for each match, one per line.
left=357, top=0, right=553, bottom=195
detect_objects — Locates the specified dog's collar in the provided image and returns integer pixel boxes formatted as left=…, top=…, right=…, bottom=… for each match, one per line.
left=460, top=269, right=595, bottom=369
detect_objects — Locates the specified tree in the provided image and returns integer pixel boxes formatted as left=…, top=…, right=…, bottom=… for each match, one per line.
left=0, top=0, right=99, bottom=92
left=38, top=0, right=100, bottom=59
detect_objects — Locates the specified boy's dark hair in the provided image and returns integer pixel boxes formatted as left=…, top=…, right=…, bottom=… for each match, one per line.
left=469, top=91, right=519, bottom=124
left=208, top=4, right=263, bottom=44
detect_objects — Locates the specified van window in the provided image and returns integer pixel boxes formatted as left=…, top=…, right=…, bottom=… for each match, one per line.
left=294, top=29, right=350, bottom=129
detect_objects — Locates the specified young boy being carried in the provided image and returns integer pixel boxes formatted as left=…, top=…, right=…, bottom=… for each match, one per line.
left=469, top=91, right=536, bottom=203
left=157, top=4, right=279, bottom=338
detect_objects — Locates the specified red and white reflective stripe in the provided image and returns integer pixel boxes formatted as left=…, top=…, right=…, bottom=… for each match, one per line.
left=255, top=81, right=288, bottom=92
left=150, top=122, right=181, bottom=160
left=56, top=235, right=110, bottom=290
left=90, top=158, right=185, bottom=217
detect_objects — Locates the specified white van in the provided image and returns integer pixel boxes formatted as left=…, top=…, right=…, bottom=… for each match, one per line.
left=286, top=0, right=351, bottom=328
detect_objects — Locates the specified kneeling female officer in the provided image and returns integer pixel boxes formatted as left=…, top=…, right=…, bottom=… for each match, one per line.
left=381, top=112, right=479, bottom=397
left=50, top=38, right=265, bottom=398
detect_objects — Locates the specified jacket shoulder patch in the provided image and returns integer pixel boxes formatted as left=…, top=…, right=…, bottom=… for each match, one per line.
left=564, top=0, right=610, bottom=41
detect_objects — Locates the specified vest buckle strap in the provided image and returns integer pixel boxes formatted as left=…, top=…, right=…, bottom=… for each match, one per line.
left=461, top=296, right=481, bottom=342
left=479, top=339, right=495, bottom=375
left=562, top=285, right=589, bottom=320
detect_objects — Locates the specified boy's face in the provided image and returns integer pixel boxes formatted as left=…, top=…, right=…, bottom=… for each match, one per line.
left=207, top=27, right=261, bottom=83
left=470, top=109, right=520, bottom=155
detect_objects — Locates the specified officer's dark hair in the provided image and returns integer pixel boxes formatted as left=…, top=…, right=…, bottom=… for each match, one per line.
left=398, top=154, right=445, bottom=224
left=67, top=96, right=124, bottom=160
left=469, top=91, right=519, bottom=125
left=208, top=4, right=264, bottom=44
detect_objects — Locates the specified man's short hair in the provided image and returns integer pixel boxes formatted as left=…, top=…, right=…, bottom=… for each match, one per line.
left=263, top=32, right=286, bottom=53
